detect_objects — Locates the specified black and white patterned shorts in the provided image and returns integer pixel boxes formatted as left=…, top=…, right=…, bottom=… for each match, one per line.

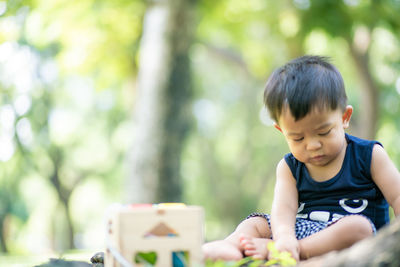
left=246, top=212, right=376, bottom=240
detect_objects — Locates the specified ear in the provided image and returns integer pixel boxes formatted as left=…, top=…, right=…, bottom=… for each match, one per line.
left=342, top=105, right=353, bottom=129
left=274, top=123, right=283, bottom=132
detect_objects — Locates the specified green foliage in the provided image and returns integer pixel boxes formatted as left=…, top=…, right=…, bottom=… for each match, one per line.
left=265, top=242, right=297, bottom=266
left=205, top=242, right=296, bottom=267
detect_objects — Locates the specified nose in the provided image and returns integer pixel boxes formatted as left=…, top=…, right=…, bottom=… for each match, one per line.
left=306, top=138, right=322, bottom=151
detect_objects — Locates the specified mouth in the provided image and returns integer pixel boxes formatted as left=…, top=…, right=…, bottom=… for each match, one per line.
left=311, top=155, right=325, bottom=162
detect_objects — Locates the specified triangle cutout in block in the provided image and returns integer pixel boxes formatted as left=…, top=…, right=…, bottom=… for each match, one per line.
left=144, top=222, right=178, bottom=238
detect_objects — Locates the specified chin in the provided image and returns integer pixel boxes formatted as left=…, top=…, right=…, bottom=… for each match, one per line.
left=308, top=157, right=330, bottom=166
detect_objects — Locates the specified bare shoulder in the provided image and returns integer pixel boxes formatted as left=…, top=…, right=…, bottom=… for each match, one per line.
left=277, top=158, right=288, bottom=170
left=371, top=143, right=392, bottom=172
left=371, top=143, right=392, bottom=168
left=276, top=158, right=296, bottom=183
left=372, top=143, right=388, bottom=158
left=276, top=158, right=292, bottom=176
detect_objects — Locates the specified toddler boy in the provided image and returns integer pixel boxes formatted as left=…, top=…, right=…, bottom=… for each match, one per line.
left=202, top=55, right=400, bottom=261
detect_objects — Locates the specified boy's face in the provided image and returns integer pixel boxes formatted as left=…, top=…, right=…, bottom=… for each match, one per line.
left=275, top=105, right=353, bottom=167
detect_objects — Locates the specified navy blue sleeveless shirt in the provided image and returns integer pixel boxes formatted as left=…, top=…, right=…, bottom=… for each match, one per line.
left=284, top=133, right=389, bottom=230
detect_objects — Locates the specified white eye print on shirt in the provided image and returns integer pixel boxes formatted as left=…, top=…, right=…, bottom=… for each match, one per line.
left=339, top=198, right=368, bottom=213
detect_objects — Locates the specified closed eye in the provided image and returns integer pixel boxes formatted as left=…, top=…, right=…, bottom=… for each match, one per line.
left=293, top=137, right=304, bottom=142
left=319, top=129, right=331, bottom=136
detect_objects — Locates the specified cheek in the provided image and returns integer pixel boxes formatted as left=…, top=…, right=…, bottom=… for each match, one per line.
left=286, top=140, right=297, bottom=151
left=288, top=143, right=304, bottom=158
left=324, top=137, right=343, bottom=154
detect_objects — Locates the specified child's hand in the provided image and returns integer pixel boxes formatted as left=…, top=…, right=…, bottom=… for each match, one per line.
left=273, top=235, right=300, bottom=262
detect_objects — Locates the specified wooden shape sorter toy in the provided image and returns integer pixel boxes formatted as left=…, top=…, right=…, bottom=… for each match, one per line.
left=105, top=203, right=204, bottom=267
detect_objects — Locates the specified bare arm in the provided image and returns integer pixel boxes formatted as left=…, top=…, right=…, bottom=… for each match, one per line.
left=270, top=158, right=299, bottom=260
left=371, top=144, right=400, bottom=216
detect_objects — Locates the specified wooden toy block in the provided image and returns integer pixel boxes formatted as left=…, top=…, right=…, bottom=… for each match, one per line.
left=105, top=203, right=204, bottom=267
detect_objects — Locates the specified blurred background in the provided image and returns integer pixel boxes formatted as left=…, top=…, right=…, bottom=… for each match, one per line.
left=1, top=0, right=400, bottom=264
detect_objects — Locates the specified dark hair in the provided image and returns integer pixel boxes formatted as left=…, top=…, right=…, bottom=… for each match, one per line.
left=264, top=55, right=347, bottom=122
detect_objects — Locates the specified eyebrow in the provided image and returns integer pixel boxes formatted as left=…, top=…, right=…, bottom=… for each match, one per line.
left=287, top=132, right=302, bottom=137
left=315, top=122, right=332, bottom=131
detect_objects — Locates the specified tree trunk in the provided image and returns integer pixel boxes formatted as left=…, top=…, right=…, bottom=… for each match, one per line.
left=49, top=147, right=75, bottom=249
left=126, top=0, right=196, bottom=203
left=60, top=194, right=75, bottom=250
left=348, top=43, right=379, bottom=140
left=299, top=217, right=400, bottom=267
left=0, top=217, right=8, bottom=253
